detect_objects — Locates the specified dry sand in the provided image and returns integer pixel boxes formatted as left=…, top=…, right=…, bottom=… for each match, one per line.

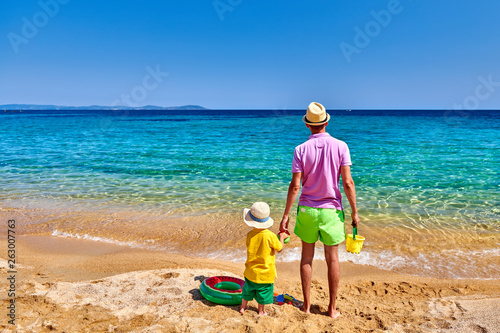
left=1, top=236, right=499, bottom=333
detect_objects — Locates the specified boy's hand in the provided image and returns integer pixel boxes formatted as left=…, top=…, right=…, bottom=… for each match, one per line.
left=279, top=230, right=290, bottom=242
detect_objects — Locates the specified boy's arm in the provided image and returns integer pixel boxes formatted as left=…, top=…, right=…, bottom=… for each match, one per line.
left=275, top=231, right=290, bottom=252
left=275, top=232, right=285, bottom=252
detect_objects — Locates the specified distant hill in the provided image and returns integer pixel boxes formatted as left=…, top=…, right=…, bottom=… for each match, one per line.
left=0, top=104, right=208, bottom=111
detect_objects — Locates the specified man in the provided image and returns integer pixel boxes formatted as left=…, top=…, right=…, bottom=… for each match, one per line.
left=280, top=102, right=359, bottom=319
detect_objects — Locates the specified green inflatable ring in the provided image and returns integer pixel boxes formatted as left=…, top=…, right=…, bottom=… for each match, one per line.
left=199, top=276, right=244, bottom=305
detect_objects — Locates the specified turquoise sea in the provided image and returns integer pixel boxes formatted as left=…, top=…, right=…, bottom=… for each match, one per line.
left=1, top=109, right=499, bottom=279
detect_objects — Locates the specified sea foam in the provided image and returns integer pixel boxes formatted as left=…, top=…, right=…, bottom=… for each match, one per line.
left=51, top=230, right=500, bottom=279
left=51, top=230, right=156, bottom=249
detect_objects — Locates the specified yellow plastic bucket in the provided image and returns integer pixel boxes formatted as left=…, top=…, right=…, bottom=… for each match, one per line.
left=346, top=234, right=365, bottom=254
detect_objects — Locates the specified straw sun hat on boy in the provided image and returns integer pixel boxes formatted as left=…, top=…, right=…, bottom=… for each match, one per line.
left=243, top=202, right=274, bottom=229
left=303, top=102, right=330, bottom=125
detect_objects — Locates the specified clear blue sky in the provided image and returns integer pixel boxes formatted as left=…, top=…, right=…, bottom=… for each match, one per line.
left=1, top=0, right=500, bottom=109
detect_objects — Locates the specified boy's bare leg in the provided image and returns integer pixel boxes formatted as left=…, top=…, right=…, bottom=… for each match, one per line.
left=239, top=299, right=248, bottom=314
left=324, top=244, right=341, bottom=319
left=300, top=241, right=315, bottom=313
left=257, top=303, right=268, bottom=316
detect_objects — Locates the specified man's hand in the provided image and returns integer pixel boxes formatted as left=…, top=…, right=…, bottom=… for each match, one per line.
left=351, top=212, right=360, bottom=228
left=280, top=215, right=289, bottom=233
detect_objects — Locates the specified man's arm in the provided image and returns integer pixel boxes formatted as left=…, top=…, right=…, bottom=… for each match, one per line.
left=280, top=172, right=303, bottom=232
left=340, top=165, right=360, bottom=227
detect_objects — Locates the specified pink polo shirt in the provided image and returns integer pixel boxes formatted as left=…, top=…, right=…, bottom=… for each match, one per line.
left=292, top=133, right=352, bottom=210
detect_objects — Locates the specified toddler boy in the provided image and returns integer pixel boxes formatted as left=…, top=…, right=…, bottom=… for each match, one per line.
left=240, top=202, right=288, bottom=315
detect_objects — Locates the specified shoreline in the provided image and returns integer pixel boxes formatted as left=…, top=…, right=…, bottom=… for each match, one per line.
left=2, top=203, right=499, bottom=280
left=1, top=235, right=499, bottom=332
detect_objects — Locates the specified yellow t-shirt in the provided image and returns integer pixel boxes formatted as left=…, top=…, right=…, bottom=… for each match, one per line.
left=244, top=228, right=283, bottom=284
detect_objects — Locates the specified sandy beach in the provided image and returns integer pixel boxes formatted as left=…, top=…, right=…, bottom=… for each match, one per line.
left=1, top=235, right=499, bottom=333
left=2, top=0, right=500, bottom=331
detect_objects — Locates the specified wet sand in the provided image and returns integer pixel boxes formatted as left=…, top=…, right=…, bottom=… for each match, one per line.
left=3, top=204, right=499, bottom=280
left=1, top=236, right=499, bottom=332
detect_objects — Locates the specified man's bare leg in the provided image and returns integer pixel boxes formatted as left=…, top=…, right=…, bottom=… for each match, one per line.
left=300, top=241, right=315, bottom=313
left=324, top=244, right=341, bottom=319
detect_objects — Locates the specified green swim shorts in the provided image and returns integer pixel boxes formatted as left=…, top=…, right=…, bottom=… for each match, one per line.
left=242, top=278, right=274, bottom=304
left=294, top=206, right=346, bottom=246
